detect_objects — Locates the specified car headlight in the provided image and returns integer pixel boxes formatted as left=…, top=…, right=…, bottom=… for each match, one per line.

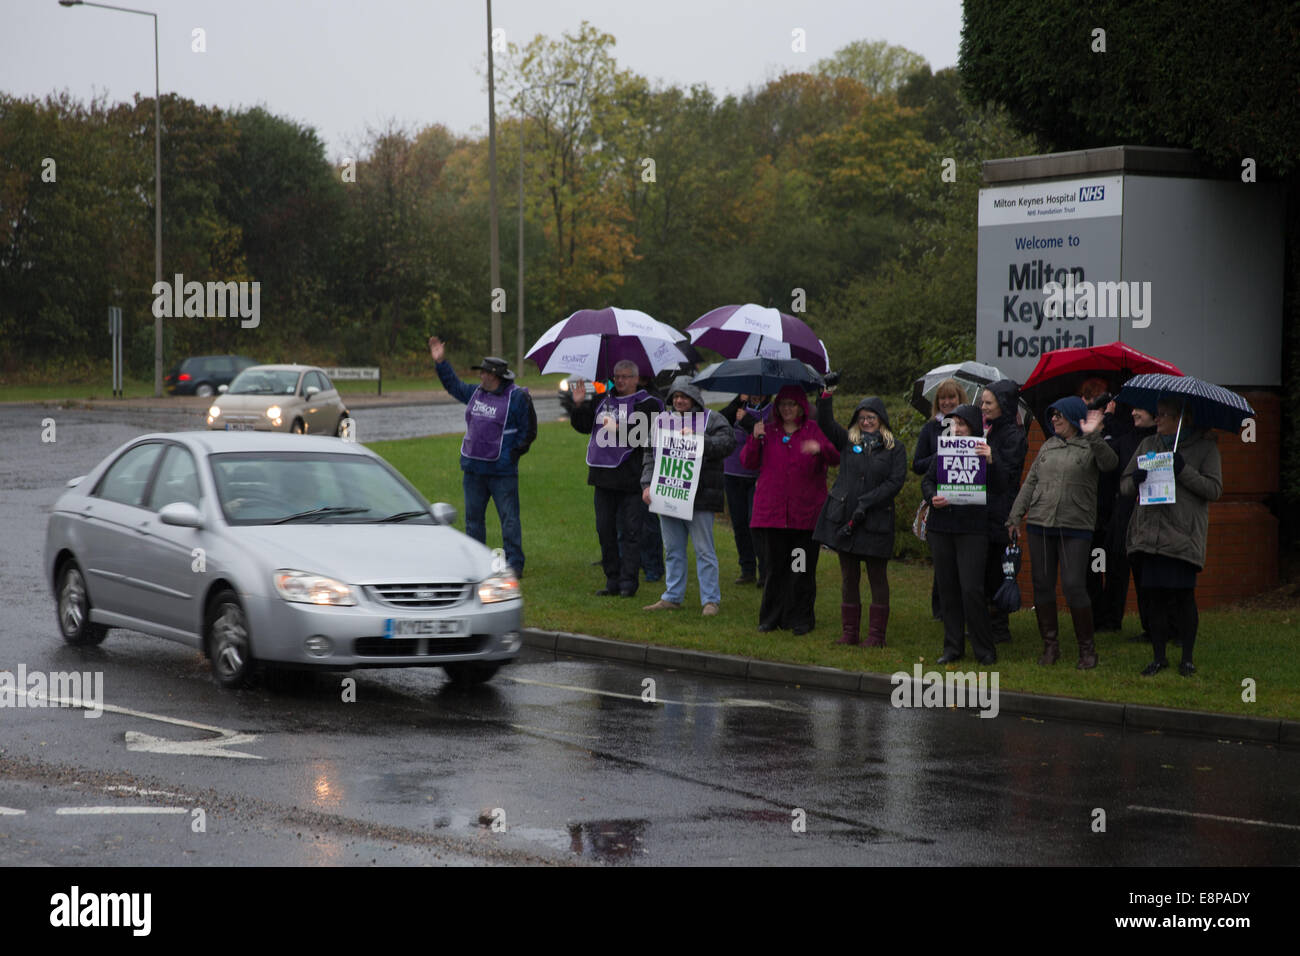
left=274, top=570, right=356, bottom=606
left=266, top=405, right=282, bottom=420
left=478, top=573, right=520, bottom=604
left=558, top=380, right=569, bottom=392
left=208, top=405, right=221, bottom=418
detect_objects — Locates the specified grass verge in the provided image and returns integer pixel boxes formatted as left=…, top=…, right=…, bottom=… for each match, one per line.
left=367, top=421, right=1298, bottom=720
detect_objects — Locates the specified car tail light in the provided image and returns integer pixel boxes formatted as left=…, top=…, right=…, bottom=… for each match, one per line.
left=178, top=373, right=191, bottom=382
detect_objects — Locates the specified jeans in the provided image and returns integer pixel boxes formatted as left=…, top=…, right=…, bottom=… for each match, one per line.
left=658, top=510, right=720, bottom=606
left=462, top=471, right=523, bottom=573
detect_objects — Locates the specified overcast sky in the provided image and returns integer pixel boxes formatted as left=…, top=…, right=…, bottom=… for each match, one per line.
left=3, top=0, right=963, bottom=158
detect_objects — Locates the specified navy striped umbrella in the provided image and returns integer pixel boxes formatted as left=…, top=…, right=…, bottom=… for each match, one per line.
left=1116, top=374, right=1255, bottom=435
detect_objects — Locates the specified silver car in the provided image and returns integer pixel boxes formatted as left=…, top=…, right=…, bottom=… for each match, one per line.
left=206, top=364, right=350, bottom=435
left=44, top=432, right=522, bottom=686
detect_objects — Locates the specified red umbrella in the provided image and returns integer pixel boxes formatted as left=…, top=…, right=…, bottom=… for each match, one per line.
left=1020, top=343, right=1183, bottom=430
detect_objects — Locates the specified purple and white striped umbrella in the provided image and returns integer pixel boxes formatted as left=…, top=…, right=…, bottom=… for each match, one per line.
left=686, top=303, right=829, bottom=373
left=526, top=307, right=689, bottom=380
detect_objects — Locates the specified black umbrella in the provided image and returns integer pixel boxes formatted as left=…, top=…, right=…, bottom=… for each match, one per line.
left=992, top=543, right=1022, bottom=613
left=1115, top=373, right=1255, bottom=448
left=691, top=357, right=824, bottom=395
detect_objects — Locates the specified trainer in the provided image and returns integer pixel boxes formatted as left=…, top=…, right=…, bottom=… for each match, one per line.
left=429, top=337, right=537, bottom=577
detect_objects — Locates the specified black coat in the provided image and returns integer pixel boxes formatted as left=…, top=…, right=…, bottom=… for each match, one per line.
left=812, top=395, right=907, bottom=559
left=911, top=416, right=944, bottom=476
left=983, top=381, right=1028, bottom=545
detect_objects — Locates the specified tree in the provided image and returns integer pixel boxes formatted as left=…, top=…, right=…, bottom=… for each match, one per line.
left=814, top=39, right=929, bottom=96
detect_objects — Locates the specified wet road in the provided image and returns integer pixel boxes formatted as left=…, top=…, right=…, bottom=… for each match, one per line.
left=2, top=404, right=1298, bottom=865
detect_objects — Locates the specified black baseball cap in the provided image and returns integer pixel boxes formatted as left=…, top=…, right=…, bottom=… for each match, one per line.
left=471, top=356, right=515, bottom=380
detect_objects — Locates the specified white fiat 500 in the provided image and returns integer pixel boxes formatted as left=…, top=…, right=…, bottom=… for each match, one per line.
left=44, top=432, right=522, bottom=687
left=206, top=364, right=350, bottom=435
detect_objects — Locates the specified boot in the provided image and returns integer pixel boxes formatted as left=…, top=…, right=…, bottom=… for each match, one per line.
left=1071, top=604, right=1098, bottom=670
left=865, top=604, right=889, bottom=647
left=1035, top=603, right=1060, bottom=665
left=836, top=603, right=861, bottom=645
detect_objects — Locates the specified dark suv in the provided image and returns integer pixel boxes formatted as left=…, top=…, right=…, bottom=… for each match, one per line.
left=165, top=355, right=259, bottom=397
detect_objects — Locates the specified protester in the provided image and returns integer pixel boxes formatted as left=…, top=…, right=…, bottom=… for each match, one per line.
left=1078, top=379, right=1125, bottom=630
left=570, top=361, right=663, bottom=596
left=720, top=394, right=772, bottom=586
left=1110, top=405, right=1157, bottom=640
left=913, top=379, right=969, bottom=620
left=640, top=377, right=736, bottom=614
left=813, top=391, right=907, bottom=646
left=921, top=404, right=997, bottom=665
left=1006, top=396, right=1118, bottom=668
left=739, top=385, right=839, bottom=634
left=980, top=380, right=1029, bottom=642
left=429, top=340, right=536, bottom=576
left=636, top=375, right=667, bottom=584
left=1121, top=400, right=1223, bottom=676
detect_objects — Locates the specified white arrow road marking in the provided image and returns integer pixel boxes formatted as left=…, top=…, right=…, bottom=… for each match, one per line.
left=0, top=807, right=27, bottom=815
left=55, top=807, right=188, bottom=815
left=506, top=677, right=806, bottom=712
left=17, top=685, right=263, bottom=759
left=124, top=730, right=263, bottom=759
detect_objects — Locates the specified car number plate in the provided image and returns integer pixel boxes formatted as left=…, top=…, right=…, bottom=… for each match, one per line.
left=225, top=423, right=252, bottom=431
left=385, top=618, right=467, bottom=638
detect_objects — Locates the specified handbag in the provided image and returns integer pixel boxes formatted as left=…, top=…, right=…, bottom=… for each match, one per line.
left=911, top=500, right=930, bottom=542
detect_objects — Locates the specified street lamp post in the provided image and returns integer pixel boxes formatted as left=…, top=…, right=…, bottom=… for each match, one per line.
left=60, top=0, right=163, bottom=397
left=486, top=0, right=502, bottom=356
left=516, top=80, right=576, bottom=373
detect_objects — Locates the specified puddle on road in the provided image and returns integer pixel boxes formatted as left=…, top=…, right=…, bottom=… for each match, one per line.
left=566, top=818, right=648, bottom=862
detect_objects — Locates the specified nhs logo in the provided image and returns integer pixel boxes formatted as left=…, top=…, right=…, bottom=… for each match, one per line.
left=1078, top=184, right=1105, bottom=202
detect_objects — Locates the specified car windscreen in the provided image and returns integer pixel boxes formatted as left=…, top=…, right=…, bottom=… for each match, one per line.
left=228, top=369, right=300, bottom=395
left=210, top=452, right=433, bottom=525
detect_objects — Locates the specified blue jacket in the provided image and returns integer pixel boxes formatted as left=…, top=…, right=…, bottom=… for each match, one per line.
left=436, top=361, right=537, bottom=476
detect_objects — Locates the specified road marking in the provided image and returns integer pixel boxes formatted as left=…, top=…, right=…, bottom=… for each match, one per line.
left=507, top=677, right=805, bottom=712
left=16, top=685, right=263, bottom=759
left=0, top=807, right=27, bottom=815
left=103, top=785, right=188, bottom=799
left=1128, top=805, right=1300, bottom=831
left=55, top=807, right=189, bottom=815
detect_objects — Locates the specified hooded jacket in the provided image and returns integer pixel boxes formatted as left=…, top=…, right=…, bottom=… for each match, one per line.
left=921, top=404, right=999, bottom=537
left=984, top=379, right=1029, bottom=544
left=639, top=376, right=736, bottom=512
left=739, top=385, right=840, bottom=529
left=812, top=394, right=907, bottom=558
left=1120, top=428, right=1222, bottom=570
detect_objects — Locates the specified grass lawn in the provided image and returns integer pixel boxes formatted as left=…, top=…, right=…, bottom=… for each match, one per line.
left=0, top=379, right=161, bottom=403
left=371, top=421, right=1299, bottom=720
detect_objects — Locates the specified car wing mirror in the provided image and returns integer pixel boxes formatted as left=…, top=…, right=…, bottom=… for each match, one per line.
left=159, top=502, right=205, bottom=529
left=430, top=502, right=457, bottom=526
left=305, top=386, right=320, bottom=398
left=66, top=475, right=85, bottom=488
left=217, top=384, right=229, bottom=394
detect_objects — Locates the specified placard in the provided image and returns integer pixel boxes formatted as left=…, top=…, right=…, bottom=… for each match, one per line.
left=937, top=435, right=988, bottom=505
left=1137, top=450, right=1176, bottom=505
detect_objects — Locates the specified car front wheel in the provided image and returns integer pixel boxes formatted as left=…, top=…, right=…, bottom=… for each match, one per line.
left=291, top=418, right=305, bottom=435
left=56, top=561, right=108, bottom=646
left=442, top=661, right=501, bottom=685
left=207, top=589, right=255, bottom=688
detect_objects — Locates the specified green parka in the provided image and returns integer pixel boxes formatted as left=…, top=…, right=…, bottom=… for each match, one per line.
left=1007, top=428, right=1118, bottom=532
left=1119, top=429, right=1223, bottom=570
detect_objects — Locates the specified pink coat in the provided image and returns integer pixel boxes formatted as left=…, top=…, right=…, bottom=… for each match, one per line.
left=739, top=387, right=840, bottom=529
